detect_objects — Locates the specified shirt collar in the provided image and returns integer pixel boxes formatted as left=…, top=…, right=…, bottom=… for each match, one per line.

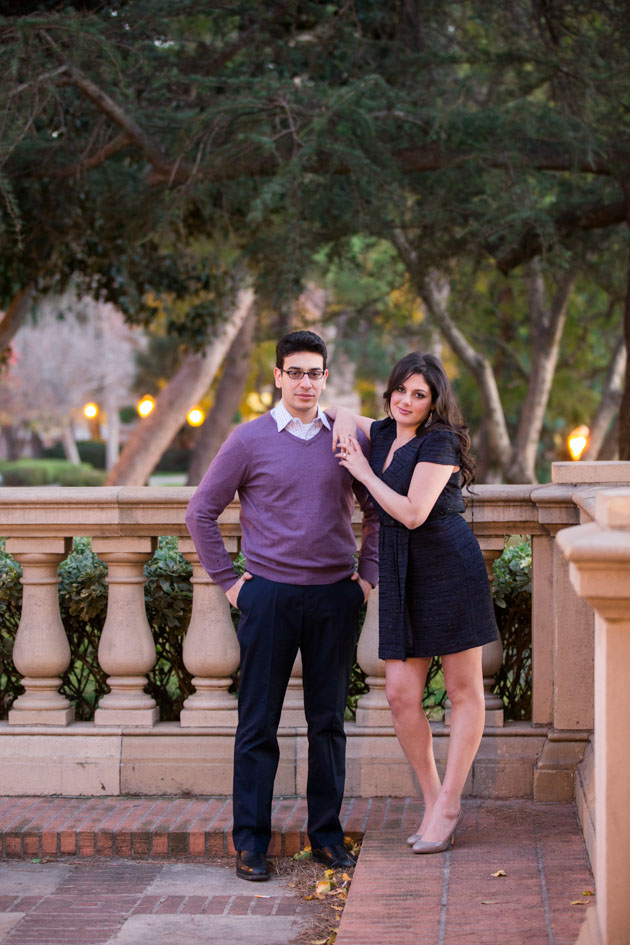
left=271, top=399, right=331, bottom=432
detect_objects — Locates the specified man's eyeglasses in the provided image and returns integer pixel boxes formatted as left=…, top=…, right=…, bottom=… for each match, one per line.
left=281, top=368, right=325, bottom=380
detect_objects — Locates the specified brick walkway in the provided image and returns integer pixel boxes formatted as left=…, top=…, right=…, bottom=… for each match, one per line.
left=0, top=797, right=594, bottom=945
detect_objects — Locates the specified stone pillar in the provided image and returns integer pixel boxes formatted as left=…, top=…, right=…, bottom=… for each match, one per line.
left=6, top=538, right=74, bottom=726
left=558, top=488, right=630, bottom=945
left=355, top=588, right=392, bottom=726
left=92, top=538, right=159, bottom=726
left=531, top=533, right=554, bottom=725
left=532, top=480, right=594, bottom=801
left=178, top=539, right=240, bottom=726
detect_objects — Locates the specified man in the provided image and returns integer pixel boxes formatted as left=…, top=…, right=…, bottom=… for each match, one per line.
left=186, top=330, right=379, bottom=881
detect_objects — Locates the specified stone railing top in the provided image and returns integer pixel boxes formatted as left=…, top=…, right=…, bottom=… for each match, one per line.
left=595, top=488, right=630, bottom=530
left=552, top=460, right=630, bottom=485
left=2, top=475, right=629, bottom=540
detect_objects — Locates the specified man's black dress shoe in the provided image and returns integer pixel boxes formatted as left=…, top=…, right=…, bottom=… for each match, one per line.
left=236, top=850, right=269, bottom=881
left=312, top=843, right=357, bottom=869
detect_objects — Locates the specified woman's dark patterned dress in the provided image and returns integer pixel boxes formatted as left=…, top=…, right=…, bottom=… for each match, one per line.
left=369, top=418, right=498, bottom=660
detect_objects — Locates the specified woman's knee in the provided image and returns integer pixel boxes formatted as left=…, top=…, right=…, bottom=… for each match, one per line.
left=386, top=679, right=422, bottom=715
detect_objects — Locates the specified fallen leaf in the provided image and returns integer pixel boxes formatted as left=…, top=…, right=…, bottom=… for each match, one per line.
left=310, top=939, right=329, bottom=945
left=571, top=900, right=588, bottom=906
left=341, top=872, right=352, bottom=883
left=481, top=900, right=500, bottom=905
left=491, top=869, right=507, bottom=878
left=30, top=858, right=42, bottom=864
left=335, top=888, right=348, bottom=900
left=254, top=894, right=271, bottom=899
left=316, top=880, right=332, bottom=897
left=582, top=890, right=595, bottom=897
left=324, top=868, right=335, bottom=879
left=293, top=848, right=312, bottom=860
left=287, top=882, right=296, bottom=888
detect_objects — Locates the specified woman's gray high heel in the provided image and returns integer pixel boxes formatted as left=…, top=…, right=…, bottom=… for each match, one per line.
left=406, top=833, right=421, bottom=846
left=411, top=810, right=463, bottom=854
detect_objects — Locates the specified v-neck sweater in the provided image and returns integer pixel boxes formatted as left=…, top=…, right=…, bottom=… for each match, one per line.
left=186, top=411, right=379, bottom=591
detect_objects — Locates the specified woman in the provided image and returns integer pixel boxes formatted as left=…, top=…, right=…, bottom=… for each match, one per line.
left=331, top=351, right=498, bottom=854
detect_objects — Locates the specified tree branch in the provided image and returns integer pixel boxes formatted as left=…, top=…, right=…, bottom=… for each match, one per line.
left=46, top=132, right=132, bottom=178
left=495, top=198, right=628, bottom=273
left=0, top=284, right=34, bottom=355
left=42, top=30, right=194, bottom=185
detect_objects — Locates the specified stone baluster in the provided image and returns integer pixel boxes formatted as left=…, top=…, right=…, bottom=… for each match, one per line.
left=178, top=538, right=240, bottom=726
left=280, top=650, right=307, bottom=727
left=6, top=538, right=74, bottom=726
left=444, top=536, right=505, bottom=727
left=355, top=587, right=392, bottom=726
left=92, top=538, right=159, bottom=726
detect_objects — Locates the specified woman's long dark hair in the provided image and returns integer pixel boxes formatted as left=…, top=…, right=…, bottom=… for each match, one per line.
left=383, top=351, right=475, bottom=486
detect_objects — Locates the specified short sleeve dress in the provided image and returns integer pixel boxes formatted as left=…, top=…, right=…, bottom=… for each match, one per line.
left=369, top=417, right=498, bottom=660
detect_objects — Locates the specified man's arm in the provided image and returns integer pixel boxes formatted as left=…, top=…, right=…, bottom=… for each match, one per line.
left=185, top=432, right=248, bottom=594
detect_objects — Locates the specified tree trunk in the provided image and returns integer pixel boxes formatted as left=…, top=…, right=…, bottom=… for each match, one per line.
left=186, top=305, right=256, bottom=485
left=0, top=285, right=34, bottom=355
left=620, top=246, right=630, bottom=460
left=105, top=287, right=255, bottom=485
left=583, top=335, right=626, bottom=460
left=391, top=231, right=512, bottom=475
left=61, top=422, right=81, bottom=465
left=505, top=261, right=575, bottom=482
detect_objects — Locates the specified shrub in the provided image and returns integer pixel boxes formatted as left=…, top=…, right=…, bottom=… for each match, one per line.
left=44, top=441, right=107, bottom=469
left=0, top=459, right=106, bottom=486
left=492, top=540, right=532, bottom=720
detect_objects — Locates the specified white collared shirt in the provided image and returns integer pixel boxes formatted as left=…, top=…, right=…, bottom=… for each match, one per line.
left=271, top=399, right=331, bottom=441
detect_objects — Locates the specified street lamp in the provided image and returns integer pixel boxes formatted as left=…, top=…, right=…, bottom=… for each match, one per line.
left=83, top=402, right=99, bottom=420
left=567, top=424, right=589, bottom=461
left=137, top=395, right=155, bottom=418
left=186, top=406, right=205, bottom=427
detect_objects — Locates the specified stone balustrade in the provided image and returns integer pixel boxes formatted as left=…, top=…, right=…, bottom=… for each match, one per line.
left=1, top=462, right=629, bottom=810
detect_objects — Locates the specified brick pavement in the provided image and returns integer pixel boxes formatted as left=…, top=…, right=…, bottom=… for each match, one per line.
left=0, top=797, right=594, bottom=945
left=335, top=800, right=594, bottom=945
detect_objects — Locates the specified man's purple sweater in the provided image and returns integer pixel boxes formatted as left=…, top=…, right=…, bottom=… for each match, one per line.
left=185, top=412, right=379, bottom=591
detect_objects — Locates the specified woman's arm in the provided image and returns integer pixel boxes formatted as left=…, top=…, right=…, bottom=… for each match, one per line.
left=339, top=435, right=455, bottom=530
left=327, top=404, right=375, bottom=452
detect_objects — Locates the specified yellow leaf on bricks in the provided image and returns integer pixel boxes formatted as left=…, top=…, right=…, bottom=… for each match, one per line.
left=341, top=872, right=352, bottom=882
left=491, top=870, right=507, bottom=877
left=324, top=869, right=335, bottom=879
left=316, top=881, right=332, bottom=897
left=582, top=890, right=595, bottom=897
left=571, top=900, right=588, bottom=906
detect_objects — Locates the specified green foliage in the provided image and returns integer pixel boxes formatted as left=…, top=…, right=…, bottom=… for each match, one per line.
left=492, top=540, right=532, bottom=720
left=1, top=537, right=534, bottom=723
left=0, top=459, right=106, bottom=486
left=44, top=440, right=106, bottom=469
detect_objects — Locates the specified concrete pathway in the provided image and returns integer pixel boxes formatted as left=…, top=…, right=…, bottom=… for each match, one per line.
left=0, top=859, right=313, bottom=945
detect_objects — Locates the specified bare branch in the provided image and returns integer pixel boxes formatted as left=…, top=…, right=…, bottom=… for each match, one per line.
left=46, top=132, right=132, bottom=178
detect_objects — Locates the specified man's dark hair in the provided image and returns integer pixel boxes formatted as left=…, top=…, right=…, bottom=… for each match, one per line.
left=275, top=330, right=327, bottom=369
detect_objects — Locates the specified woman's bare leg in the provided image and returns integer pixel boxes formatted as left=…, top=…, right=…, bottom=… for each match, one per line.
left=385, top=658, right=442, bottom=834
left=419, top=646, right=485, bottom=844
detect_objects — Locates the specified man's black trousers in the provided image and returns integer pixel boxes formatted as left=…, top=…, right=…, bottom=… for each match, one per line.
left=232, top=575, right=363, bottom=854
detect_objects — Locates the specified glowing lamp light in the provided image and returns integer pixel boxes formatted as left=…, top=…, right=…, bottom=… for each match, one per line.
left=186, top=406, right=205, bottom=427
left=568, top=424, right=589, bottom=461
left=83, top=402, right=99, bottom=420
left=137, top=395, right=155, bottom=418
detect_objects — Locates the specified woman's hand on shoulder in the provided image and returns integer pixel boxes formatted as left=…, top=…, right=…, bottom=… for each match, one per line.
left=330, top=406, right=374, bottom=453
left=331, top=406, right=357, bottom=454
